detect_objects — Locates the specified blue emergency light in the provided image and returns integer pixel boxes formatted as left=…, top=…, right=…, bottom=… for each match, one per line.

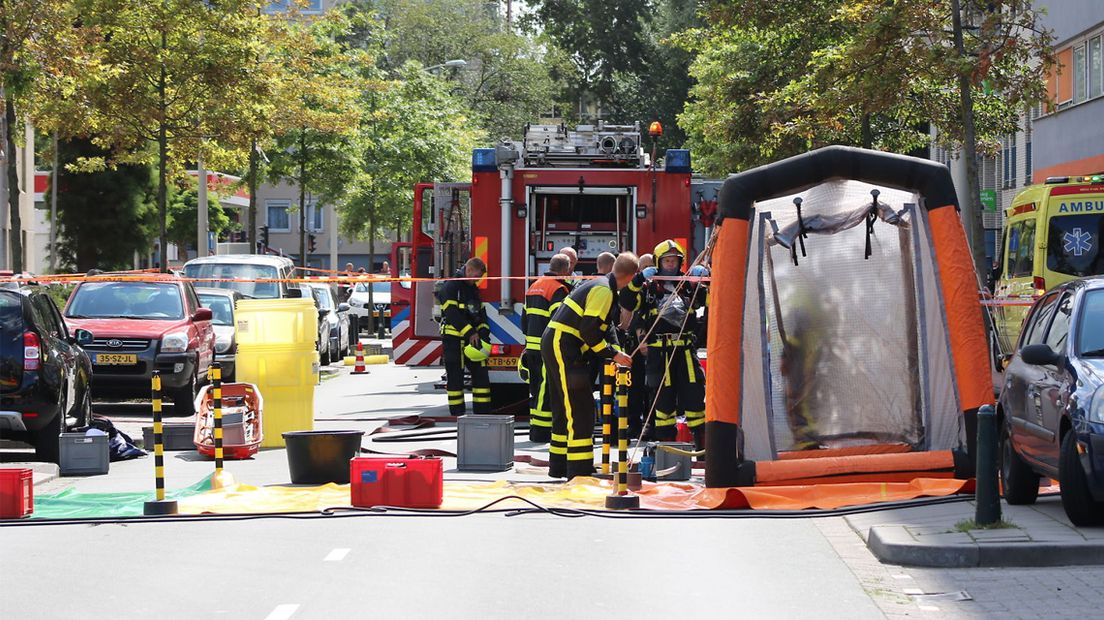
left=472, top=148, right=497, bottom=172
left=664, top=149, right=691, bottom=173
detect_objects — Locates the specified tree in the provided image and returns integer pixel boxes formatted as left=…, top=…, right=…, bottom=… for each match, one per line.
left=341, top=62, right=479, bottom=326
left=0, top=0, right=79, bottom=271
left=362, top=0, right=565, bottom=141
left=52, top=138, right=157, bottom=272
left=263, top=12, right=366, bottom=266
left=75, top=0, right=285, bottom=270
left=165, top=185, right=235, bottom=254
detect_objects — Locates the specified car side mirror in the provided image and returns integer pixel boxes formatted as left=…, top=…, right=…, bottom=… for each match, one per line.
left=1021, top=343, right=1060, bottom=366
left=286, top=287, right=303, bottom=299
left=74, top=329, right=94, bottom=346
left=337, top=303, right=350, bottom=313
left=194, top=308, right=213, bottom=322
left=318, top=308, right=329, bottom=318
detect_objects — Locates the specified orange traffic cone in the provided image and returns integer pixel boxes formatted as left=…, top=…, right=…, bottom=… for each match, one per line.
left=352, top=341, right=369, bottom=375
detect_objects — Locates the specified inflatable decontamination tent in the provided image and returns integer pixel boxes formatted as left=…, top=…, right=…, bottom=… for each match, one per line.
left=704, top=146, right=993, bottom=488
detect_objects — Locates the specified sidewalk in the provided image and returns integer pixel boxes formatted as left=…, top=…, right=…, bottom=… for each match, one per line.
left=846, top=494, right=1104, bottom=567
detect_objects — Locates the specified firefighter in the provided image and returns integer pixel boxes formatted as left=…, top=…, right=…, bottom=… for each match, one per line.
left=622, top=240, right=708, bottom=449
left=520, top=253, right=572, bottom=442
left=438, top=257, right=492, bottom=416
left=596, top=252, right=615, bottom=275
left=543, top=252, right=637, bottom=479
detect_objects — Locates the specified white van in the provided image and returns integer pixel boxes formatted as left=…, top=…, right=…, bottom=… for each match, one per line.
left=183, top=255, right=305, bottom=300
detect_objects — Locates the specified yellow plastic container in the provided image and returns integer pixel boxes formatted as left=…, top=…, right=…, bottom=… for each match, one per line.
left=236, top=347, right=318, bottom=448
left=235, top=298, right=318, bottom=350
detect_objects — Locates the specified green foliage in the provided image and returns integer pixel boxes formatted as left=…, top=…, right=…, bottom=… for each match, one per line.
left=165, top=185, right=236, bottom=252
left=52, top=138, right=157, bottom=272
left=676, top=0, right=1055, bottom=175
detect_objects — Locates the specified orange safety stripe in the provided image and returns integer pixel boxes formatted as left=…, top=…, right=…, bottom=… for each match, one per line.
left=705, top=219, right=749, bottom=426
left=927, top=206, right=994, bottom=411
left=475, top=236, right=489, bottom=289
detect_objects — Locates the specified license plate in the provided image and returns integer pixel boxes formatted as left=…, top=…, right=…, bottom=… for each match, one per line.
left=96, top=353, right=137, bottom=365
left=486, top=356, right=517, bottom=369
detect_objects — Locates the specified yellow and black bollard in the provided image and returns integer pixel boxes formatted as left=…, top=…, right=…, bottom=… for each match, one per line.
left=143, top=371, right=178, bottom=515
left=211, top=362, right=224, bottom=477
left=605, top=366, right=640, bottom=510
left=600, top=362, right=615, bottom=476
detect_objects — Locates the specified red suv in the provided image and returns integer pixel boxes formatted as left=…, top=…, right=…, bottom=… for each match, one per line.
left=64, top=275, right=215, bottom=415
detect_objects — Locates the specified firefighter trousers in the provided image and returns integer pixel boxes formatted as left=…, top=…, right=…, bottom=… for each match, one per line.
left=541, top=331, right=597, bottom=479
left=442, top=335, right=491, bottom=416
left=523, top=350, right=552, bottom=442
left=645, top=342, right=705, bottom=449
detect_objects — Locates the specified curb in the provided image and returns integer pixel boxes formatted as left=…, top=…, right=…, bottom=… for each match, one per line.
left=868, top=525, right=1104, bottom=567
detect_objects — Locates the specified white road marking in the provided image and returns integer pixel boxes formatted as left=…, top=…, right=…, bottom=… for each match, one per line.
left=324, top=548, right=350, bottom=562
left=891, top=574, right=913, bottom=580
left=264, top=604, right=300, bottom=620
left=918, top=605, right=940, bottom=612
left=903, top=588, right=924, bottom=595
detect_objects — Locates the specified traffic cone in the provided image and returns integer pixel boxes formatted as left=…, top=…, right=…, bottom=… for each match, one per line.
left=352, top=341, right=369, bottom=375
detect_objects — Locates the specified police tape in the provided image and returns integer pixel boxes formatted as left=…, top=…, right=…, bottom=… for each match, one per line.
left=1, top=272, right=713, bottom=285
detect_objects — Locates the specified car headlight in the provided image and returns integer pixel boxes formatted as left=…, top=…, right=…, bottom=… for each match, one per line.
left=1090, top=385, right=1104, bottom=424
left=215, top=336, right=232, bottom=354
left=161, top=331, right=189, bottom=353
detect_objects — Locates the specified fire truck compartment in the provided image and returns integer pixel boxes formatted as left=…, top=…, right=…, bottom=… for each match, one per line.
left=530, top=186, right=635, bottom=274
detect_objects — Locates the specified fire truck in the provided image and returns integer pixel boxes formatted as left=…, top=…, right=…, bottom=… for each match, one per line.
left=390, top=121, right=700, bottom=411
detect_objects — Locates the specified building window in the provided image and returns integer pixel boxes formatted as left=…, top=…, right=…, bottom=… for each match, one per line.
left=1091, top=36, right=1103, bottom=100
left=1001, top=138, right=1010, bottom=189
left=1009, top=143, right=1017, bottom=189
left=267, top=200, right=290, bottom=232
left=307, top=203, right=324, bottom=232
left=1074, top=44, right=1087, bottom=103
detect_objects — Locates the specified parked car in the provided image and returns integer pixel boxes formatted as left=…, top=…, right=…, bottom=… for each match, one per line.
left=347, top=278, right=392, bottom=333
left=307, top=283, right=353, bottom=365
left=183, top=254, right=306, bottom=300
left=0, top=288, right=94, bottom=462
left=998, top=275, right=1104, bottom=525
left=63, top=275, right=215, bottom=416
left=197, top=288, right=244, bottom=382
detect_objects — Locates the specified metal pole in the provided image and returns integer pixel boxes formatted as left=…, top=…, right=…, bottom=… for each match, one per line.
left=198, top=151, right=208, bottom=259
left=975, top=404, right=1001, bottom=525
left=605, top=366, right=639, bottom=510
left=212, top=362, right=224, bottom=477
left=50, top=133, right=58, bottom=273
left=144, top=371, right=178, bottom=515
left=601, top=362, right=614, bottom=475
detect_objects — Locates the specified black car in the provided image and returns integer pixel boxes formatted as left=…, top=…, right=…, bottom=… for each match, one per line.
left=998, top=275, right=1104, bottom=525
left=0, top=289, right=94, bottom=462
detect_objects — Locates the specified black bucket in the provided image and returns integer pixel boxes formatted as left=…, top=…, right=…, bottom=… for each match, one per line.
left=283, top=430, right=365, bottom=484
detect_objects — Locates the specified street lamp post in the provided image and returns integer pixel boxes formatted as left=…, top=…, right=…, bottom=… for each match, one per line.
left=423, top=59, right=467, bottom=73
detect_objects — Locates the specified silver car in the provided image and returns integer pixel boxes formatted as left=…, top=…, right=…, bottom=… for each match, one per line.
left=308, top=283, right=353, bottom=365
left=197, top=288, right=244, bottom=382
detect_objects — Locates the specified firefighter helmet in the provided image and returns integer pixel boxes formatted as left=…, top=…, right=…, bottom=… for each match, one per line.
left=654, top=239, right=686, bottom=263
left=464, top=339, right=492, bottom=362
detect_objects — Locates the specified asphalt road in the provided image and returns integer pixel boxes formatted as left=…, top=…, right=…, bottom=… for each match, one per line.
left=4, top=350, right=1104, bottom=618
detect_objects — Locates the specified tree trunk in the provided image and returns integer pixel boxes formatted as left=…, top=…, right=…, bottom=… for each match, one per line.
left=248, top=138, right=258, bottom=252
left=5, top=97, right=22, bottom=272
left=951, top=0, right=988, bottom=281
left=860, top=113, right=873, bottom=150
left=158, top=29, right=169, bottom=273
left=298, top=134, right=307, bottom=268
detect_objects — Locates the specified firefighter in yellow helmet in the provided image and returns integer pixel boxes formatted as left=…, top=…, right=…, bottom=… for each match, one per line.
left=620, top=239, right=708, bottom=449
left=520, top=253, right=573, bottom=442
left=543, top=252, right=638, bottom=479
left=437, top=257, right=491, bottom=415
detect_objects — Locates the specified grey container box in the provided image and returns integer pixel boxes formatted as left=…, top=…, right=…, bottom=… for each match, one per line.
left=457, top=415, right=514, bottom=472
left=655, top=442, right=695, bottom=481
left=142, top=424, right=195, bottom=451
left=59, top=433, right=109, bottom=476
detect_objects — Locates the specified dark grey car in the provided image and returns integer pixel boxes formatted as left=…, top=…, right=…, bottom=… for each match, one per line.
left=998, top=275, right=1104, bottom=525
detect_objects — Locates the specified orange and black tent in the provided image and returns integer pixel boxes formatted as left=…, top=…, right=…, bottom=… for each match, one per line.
left=704, top=146, right=992, bottom=488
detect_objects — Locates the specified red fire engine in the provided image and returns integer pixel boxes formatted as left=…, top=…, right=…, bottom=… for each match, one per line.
left=391, top=122, right=697, bottom=411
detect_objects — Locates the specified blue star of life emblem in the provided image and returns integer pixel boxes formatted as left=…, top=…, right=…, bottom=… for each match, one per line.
left=1063, top=228, right=1094, bottom=257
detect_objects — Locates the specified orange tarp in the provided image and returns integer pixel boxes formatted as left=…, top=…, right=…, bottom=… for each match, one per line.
left=705, top=218, right=748, bottom=426
left=776, top=443, right=912, bottom=460
left=755, top=450, right=955, bottom=484
left=650, top=478, right=973, bottom=510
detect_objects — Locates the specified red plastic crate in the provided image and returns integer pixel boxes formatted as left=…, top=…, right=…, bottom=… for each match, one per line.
left=350, top=457, right=443, bottom=509
left=0, top=468, right=33, bottom=519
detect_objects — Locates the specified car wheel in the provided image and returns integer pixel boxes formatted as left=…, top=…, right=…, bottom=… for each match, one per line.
left=1059, top=431, right=1104, bottom=526
left=32, top=409, right=62, bottom=464
left=172, top=373, right=198, bottom=417
left=1000, top=424, right=1039, bottom=504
